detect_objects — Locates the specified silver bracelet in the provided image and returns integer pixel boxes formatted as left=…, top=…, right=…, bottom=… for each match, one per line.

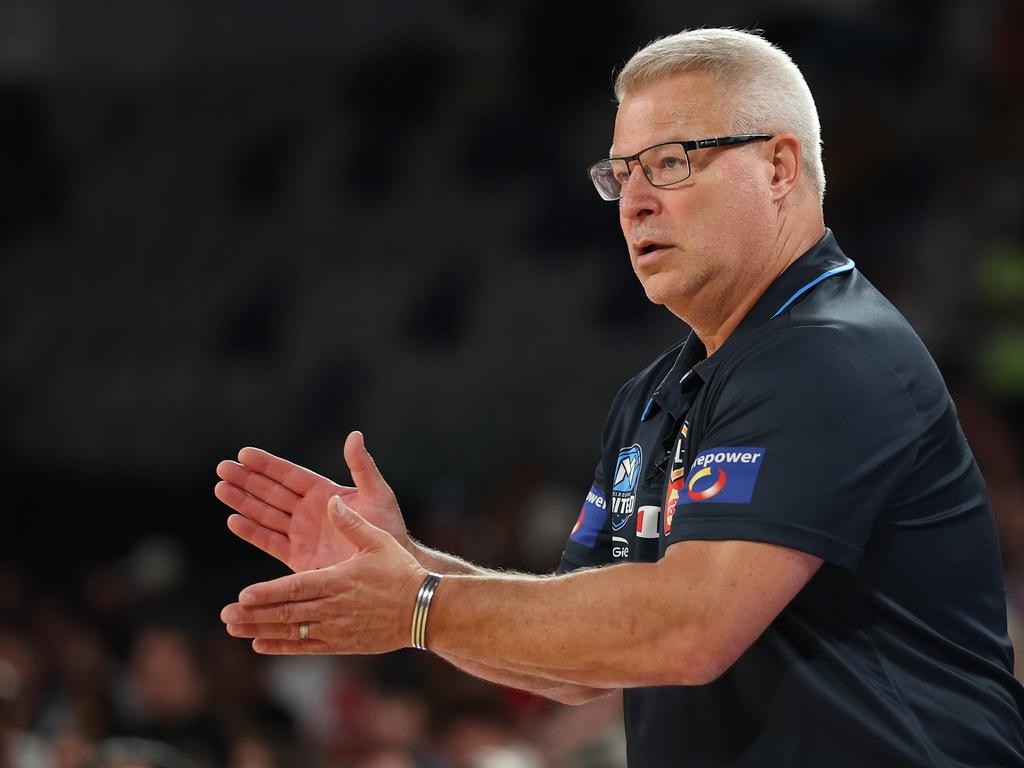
left=411, top=572, right=443, bottom=650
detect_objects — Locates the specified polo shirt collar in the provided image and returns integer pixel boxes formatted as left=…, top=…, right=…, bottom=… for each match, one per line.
left=642, top=331, right=706, bottom=422
left=641, top=228, right=854, bottom=422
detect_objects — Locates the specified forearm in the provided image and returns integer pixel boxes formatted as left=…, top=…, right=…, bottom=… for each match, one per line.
left=405, top=541, right=616, bottom=701
left=406, top=538, right=494, bottom=576
left=436, top=651, right=616, bottom=706
left=426, top=562, right=710, bottom=689
left=227, top=515, right=813, bottom=694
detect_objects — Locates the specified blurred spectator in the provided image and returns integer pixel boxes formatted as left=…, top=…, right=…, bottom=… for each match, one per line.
left=531, top=694, right=625, bottom=768
left=43, top=619, right=116, bottom=768
left=0, top=628, right=50, bottom=767
left=437, top=697, right=543, bottom=768
left=353, top=745, right=422, bottom=768
left=117, top=624, right=228, bottom=767
left=205, top=632, right=299, bottom=767
left=76, top=736, right=193, bottom=768
left=226, top=733, right=277, bottom=768
left=362, top=684, right=429, bottom=756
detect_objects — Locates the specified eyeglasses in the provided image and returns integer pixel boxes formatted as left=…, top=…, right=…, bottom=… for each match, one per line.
left=587, top=134, right=773, bottom=201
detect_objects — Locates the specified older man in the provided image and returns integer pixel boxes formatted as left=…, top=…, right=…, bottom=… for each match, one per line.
left=217, top=29, right=1024, bottom=766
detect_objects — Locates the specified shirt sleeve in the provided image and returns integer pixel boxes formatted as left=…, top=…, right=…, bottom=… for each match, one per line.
left=556, top=376, right=640, bottom=574
left=556, top=463, right=613, bottom=574
left=665, top=325, right=919, bottom=571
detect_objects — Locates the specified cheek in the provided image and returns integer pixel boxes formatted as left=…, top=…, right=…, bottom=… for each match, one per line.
left=708, top=168, right=774, bottom=240
left=662, top=186, right=720, bottom=247
left=666, top=183, right=771, bottom=268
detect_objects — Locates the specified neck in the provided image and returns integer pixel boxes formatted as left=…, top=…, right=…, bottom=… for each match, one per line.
left=670, top=211, right=825, bottom=356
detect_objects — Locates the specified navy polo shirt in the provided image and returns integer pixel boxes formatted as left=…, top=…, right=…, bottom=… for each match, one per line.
left=559, top=231, right=1024, bottom=766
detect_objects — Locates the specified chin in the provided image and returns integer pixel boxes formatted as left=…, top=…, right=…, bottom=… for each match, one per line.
left=639, top=271, right=705, bottom=309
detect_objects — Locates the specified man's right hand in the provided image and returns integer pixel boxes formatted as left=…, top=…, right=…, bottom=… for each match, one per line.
left=215, top=431, right=410, bottom=572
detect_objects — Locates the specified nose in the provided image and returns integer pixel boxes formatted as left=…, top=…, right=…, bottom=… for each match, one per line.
left=618, top=165, right=660, bottom=221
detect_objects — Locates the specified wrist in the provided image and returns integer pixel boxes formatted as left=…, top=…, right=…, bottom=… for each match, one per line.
left=403, top=535, right=424, bottom=561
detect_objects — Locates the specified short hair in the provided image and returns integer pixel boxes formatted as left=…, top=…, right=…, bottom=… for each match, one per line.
left=614, top=28, right=826, bottom=204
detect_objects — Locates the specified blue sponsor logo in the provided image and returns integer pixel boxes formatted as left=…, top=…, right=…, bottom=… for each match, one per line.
left=569, top=485, right=607, bottom=548
left=684, top=446, right=766, bottom=504
left=610, top=444, right=642, bottom=531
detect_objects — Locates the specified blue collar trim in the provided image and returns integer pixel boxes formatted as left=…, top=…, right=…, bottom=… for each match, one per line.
left=769, top=260, right=856, bottom=320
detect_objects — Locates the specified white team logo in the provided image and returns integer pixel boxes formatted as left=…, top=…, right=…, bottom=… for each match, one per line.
left=615, top=454, right=639, bottom=488
left=611, top=444, right=642, bottom=531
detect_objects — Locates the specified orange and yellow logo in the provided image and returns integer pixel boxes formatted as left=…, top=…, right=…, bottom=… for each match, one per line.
left=687, top=466, right=728, bottom=501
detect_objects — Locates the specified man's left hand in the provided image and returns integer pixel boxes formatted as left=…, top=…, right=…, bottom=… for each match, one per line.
left=221, top=496, right=426, bottom=655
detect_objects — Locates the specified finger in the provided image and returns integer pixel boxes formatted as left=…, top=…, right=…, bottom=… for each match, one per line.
left=252, top=638, right=333, bottom=655
left=222, top=598, right=325, bottom=625
left=225, top=621, right=318, bottom=641
left=226, top=514, right=291, bottom=564
left=238, top=569, right=336, bottom=606
left=225, top=622, right=291, bottom=639
left=236, top=447, right=339, bottom=497
left=343, top=431, right=390, bottom=493
left=215, top=481, right=292, bottom=535
left=216, top=461, right=303, bottom=512
left=329, top=496, right=386, bottom=551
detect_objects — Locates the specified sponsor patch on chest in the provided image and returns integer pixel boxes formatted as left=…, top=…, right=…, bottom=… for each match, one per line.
left=610, top=444, right=642, bottom=531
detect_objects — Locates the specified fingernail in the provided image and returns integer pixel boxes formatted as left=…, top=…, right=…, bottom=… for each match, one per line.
left=239, top=590, right=256, bottom=605
left=330, top=496, right=349, bottom=517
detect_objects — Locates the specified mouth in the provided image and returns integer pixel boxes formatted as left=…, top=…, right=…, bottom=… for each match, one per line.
left=634, top=240, right=672, bottom=259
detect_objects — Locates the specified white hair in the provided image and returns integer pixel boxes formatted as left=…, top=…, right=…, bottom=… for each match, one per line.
left=614, top=28, right=826, bottom=204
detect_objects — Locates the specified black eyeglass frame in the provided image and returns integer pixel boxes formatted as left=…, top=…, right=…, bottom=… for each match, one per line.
left=587, top=133, right=774, bottom=201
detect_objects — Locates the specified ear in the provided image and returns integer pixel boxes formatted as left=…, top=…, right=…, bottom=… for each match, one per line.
left=767, top=133, right=802, bottom=203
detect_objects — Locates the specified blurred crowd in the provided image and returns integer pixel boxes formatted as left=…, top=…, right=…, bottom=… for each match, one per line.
left=2, top=0, right=1023, bottom=766
left=0, top=537, right=626, bottom=768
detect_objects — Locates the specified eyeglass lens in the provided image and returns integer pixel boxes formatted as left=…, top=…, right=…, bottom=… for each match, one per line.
left=590, top=144, right=692, bottom=200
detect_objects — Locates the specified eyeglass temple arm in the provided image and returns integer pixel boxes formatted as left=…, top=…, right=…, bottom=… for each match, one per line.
left=694, top=134, right=773, bottom=150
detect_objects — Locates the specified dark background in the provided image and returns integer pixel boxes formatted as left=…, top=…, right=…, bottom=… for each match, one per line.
left=1, top=1, right=1022, bottom=766
left=3, top=0, right=1022, bottom=573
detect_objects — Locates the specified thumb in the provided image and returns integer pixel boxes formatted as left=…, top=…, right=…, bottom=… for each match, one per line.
left=329, top=495, right=384, bottom=550
left=343, top=431, right=390, bottom=493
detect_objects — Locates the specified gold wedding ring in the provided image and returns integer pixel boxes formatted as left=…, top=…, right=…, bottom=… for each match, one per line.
left=298, top=622, right=310, bottom=641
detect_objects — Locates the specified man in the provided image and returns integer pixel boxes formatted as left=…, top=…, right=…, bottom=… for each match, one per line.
left=217, top=29, right=1024, bottom=766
